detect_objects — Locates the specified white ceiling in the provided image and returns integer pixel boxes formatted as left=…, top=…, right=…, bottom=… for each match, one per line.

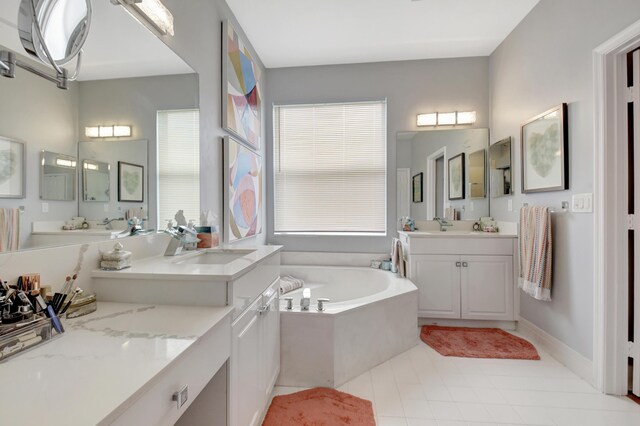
left=0, top=0, right=193, bottom=81
left=226, top=0, right=540, bottom=68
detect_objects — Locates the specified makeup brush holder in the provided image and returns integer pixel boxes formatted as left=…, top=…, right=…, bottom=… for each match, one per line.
left=0, top=314, right=52, bottom=363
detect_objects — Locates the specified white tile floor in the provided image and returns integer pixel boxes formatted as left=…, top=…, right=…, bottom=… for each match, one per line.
left=272, top=332, right=640, bottom=426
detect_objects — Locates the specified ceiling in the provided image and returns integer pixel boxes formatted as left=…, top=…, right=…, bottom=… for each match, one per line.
left=0, top=0, right=193, bottom=81
left=226, top=0, right=540, bottom=68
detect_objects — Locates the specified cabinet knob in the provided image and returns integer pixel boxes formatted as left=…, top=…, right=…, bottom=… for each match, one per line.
left=172, top=385, right=189, bottom=409
left=462, top=262, right=468, bottom=267
left=455, top=261, right=462, bottom=267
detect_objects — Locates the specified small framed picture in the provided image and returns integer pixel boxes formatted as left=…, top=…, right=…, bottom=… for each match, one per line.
left=448, top=153, right=465, bottom=200
left=412, top=172, right=423, bottom=203
left=118, top=161, right=144, bottom=202
left=0, top=137, right=26, bottom=199
left=521, top=103, right=569, bottom=193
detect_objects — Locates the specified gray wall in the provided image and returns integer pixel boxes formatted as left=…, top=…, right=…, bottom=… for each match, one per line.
left=0, top=46, right=79, bottom=247
left=489, top=0, right=640, bottom=359
left=161, top=0, right=267, bottom=246
left=78, top=74, right=199, bottom=231
left=265, top=57, right=490, bottom=252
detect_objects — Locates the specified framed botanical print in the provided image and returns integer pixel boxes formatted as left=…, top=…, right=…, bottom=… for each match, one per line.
left=0, top=137, right=25, bottom=199
left=412, top=172, right=423, bottom=203
left=521, top=103, right=569, bottom=193
left=448, top=153, right=465, bottom=200
left=118, top=161, right=144, bottom=202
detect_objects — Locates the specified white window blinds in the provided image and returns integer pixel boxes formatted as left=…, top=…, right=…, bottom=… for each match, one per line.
left=157, top=109, right=200, bottom=226
left=274, top=100, right=387, bottom=234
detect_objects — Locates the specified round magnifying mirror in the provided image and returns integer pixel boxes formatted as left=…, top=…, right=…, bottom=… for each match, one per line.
left=18, top=0, right=92, bottom=66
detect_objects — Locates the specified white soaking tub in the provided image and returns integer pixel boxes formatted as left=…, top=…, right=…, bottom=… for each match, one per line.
left=277, top=265, right=418, bottom=388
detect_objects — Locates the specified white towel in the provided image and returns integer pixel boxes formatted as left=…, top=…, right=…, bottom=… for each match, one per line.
left=280, top=275, right=304, bottom=294
left=391, top=238, right=407, bottom=278
left=519, top=205, right=553, bottom=301
left=0, top=208, right=20, bottom=253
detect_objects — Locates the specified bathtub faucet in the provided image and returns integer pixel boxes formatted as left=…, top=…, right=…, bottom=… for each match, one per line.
left=300, top=288, right=311, bottom=311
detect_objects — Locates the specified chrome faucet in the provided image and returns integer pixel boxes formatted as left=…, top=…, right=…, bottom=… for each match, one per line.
left=434, top=217, right=454, bottom=232
left=164, top=225, right=200, bottom=256
left=101, top=217, right=122, bottom=230
left=300, top=288, right=311, bottom=311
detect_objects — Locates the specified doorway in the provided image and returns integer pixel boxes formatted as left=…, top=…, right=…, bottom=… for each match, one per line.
left=594, top=19, right=640, bottom=397
left=426, top=147, right=447, bottom=220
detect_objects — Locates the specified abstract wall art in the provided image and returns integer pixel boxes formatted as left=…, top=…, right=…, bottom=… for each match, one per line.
left=222, top=20, right=262, bottom=151
left=521, top=103, right=569, bottom=193
left=225, top=136, right=262, bottom=242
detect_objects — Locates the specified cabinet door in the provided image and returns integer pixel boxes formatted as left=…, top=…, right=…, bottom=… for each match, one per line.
left=230, top=298, right=262, bottom=426
left=411, top=255, right=461, bottom=319
left=260, top=280, right=280, bottom=403
left=461, top=255, right=514, bottom=320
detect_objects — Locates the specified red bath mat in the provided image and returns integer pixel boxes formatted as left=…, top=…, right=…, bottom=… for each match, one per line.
left=262, top=387, right=375, bottom=426
left=420, top=325, right=540, bottom=360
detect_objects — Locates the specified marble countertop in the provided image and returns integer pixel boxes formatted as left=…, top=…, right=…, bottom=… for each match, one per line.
left=0, top=302, right=233, bottom=426
left=398, top=230, right=517, bottom=238
left=92, top=245, right=282, bottom=281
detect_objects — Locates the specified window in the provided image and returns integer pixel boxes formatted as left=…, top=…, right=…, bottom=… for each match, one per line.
left=274, top=100, right=387, bottom=234
left=157, top=109, right=200, bottom=225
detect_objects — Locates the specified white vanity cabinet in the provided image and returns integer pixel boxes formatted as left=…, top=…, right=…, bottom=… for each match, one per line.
left=230, top=278, right=280, bottom=426
left=401, top=232, right=517, bottom=322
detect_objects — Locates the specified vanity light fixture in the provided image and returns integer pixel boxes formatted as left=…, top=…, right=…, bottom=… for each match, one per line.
left=85, top=125, right=132, bottom=138
left=56, top=158, right=76, bottom=168
left=416, top=111, right=477, bottom=127
left=111, top=0, right=175, bottom=37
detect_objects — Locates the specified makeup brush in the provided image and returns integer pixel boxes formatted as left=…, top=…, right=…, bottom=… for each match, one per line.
left=52, top=276, right=71, bottom=313
left=60, top=288, right=83, bottom=315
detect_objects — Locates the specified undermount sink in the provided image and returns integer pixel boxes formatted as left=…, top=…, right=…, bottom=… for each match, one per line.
left=174, top=249, right=257, bottom=265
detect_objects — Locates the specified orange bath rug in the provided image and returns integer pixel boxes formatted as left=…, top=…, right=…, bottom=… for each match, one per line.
left=262, top=387, right=375, bottom=426
left=420, top=325, right=540, bottom=360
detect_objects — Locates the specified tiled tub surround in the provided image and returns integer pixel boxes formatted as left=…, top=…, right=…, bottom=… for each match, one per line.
left=0, top=302, right=233, bottom=426
left=278, top=266, right=418, bottom=388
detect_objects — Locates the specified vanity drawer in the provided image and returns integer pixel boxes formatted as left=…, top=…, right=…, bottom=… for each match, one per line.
left=230, top=253, right=280, bottom=318
left=109, top=314, right=231, bottom=426
left=407, top=237, right=514, bottom=256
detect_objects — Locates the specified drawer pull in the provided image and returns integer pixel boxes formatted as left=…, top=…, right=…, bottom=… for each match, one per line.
left=455, top=262, right=462, bottom=267
left=257, top=305, right=269, bottom=315
left=172, top=385, right=189, bottom=409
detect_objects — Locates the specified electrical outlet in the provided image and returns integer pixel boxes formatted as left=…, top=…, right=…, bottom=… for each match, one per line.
left=42, top=202, right=48, bottom=213
left=508, top=199, right=513, bottom=212
left=572, top=193, right=593, bottom=213
left=104, top=204, right=109, bottom=212
left=470, top=202, right=474, bottom=212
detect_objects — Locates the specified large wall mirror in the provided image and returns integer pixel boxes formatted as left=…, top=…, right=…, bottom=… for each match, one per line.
left=397, top=128, right=489, bottom=222
left=0, top=0, right=199, bottom=252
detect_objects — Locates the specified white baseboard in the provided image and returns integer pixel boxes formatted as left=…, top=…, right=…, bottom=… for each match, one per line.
left=419, top=317, right=517, bottom=331
left=517, top=317, right=594, bottom=386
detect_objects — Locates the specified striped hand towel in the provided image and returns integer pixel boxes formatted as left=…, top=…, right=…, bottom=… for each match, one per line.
left=0, top=208, right=20, bottom=253
left=519, top=205, right=553, bottom=301
left=280, top=275, right=304, bottom=294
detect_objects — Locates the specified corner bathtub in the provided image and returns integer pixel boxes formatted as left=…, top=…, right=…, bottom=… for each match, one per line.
left=277, top=266, right=418, bottom=388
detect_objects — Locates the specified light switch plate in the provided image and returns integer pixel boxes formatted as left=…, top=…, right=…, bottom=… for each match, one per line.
left=508, top=199, right=513, bottom=212
left=572, top=193, right=593, bottom=213
left=42, top=202, right=48, bottom=213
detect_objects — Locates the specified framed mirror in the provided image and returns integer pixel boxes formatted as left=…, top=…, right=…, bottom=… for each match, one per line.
left=468, top=149, right=486, bottom=199
left=489, top=137, right=512, bottom=198
left=82, top=159, right=110, bottom=202
left=40, top=150, right=76, bottom=201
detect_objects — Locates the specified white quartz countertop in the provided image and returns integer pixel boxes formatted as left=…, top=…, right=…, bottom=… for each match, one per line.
left=0, top=302, right=233, bottom=426
left=92, top=244, right=283, bottom=281
left=398, top=230, right=517, bottom=238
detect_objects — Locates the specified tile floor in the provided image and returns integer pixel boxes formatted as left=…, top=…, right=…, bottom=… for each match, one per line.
left=272, top=332, right=640, bottom=426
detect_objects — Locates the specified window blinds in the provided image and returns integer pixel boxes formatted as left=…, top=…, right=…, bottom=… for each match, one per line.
left=274, top=101, right=387, bottom=234
left=157, top=109, right=200, bottom=226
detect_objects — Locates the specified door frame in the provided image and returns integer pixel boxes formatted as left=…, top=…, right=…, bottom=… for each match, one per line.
left=426, top=147, right=447, bottom=220
left=593, top=18, right=640, bottom=395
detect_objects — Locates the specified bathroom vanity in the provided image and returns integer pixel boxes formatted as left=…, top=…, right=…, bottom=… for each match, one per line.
left=399, top=229, right=518, bottom=325
left=92, top=245, right=283, bottom=426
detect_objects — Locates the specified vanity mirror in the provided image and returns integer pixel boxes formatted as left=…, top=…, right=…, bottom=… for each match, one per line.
left=396, top=128, right=489, bottom=222
left=489, top=136, right=512, bottom=198
left=0, top=0, right=198, bottom=253
left=40, top=150, right=76, bottom=201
